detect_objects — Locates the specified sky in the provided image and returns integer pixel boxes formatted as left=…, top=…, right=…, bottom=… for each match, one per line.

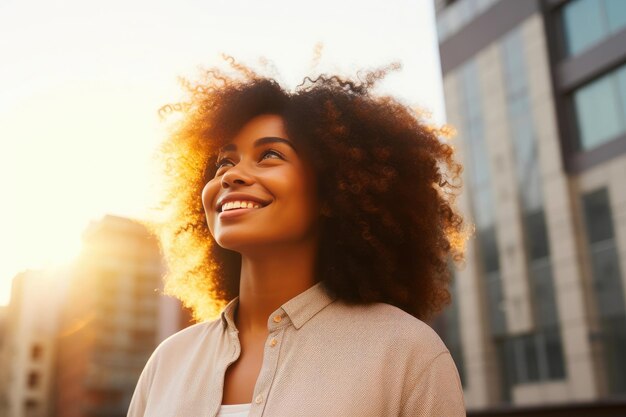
left=0, top=0, right=445, bottom=305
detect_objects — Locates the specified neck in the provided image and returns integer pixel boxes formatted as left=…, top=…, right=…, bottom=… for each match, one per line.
left=235, top=239, right=318, bottom=336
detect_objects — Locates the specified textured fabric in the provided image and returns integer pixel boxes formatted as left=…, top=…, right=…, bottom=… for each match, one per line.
left=216, top=403, right=251, bottom=416
left=127, top=281, right=466, bottom=417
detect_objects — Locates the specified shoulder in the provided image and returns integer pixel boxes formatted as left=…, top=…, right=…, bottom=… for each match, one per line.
left=325, top=300, right=449, bottom=359
left=146, top=317, right=223, bottom=366
left=128, top=317, right=226, bottom=412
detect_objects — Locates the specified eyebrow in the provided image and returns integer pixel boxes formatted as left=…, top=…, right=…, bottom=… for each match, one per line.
left=219, top=136, right=295, bottom=153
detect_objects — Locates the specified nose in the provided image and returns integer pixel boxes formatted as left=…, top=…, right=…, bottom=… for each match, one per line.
left=221, top=164, right=253, bottom=188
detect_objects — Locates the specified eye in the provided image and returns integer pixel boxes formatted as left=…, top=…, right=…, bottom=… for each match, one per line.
left=260, top=149, right=284, bottom=160
left=215, top=157, right=234, bottom=169
left=212, top=150, right=283, bottom=177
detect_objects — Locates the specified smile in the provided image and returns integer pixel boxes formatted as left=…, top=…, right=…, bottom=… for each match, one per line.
left=217, top=198, right=270, bottom=220
left=220, top=200, right=264, bottom=212
left=218, top=205, right=266, bottom=220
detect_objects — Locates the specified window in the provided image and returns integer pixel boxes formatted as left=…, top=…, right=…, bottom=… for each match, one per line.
left=600, top=315, right=626, bottom=394
left=498, top=339, right=516, bottom=399
left=459, top=59, right=507, bottom=344
left=581, top=189, right=625, bottom=319
left=583, top=188, right=618, bottom=243
left=24, top=399, right=38, bottom=415
left=530, top=259, right=560, bottom=328
left=432, top=269, right=467, bottom=386
left=590, top=242, right=625, bottom=318
left=460, top=61, right=497, bottom=230
left=520, top=334, right=540, bottom=383
left=31, top=344, right=42, bottom=361
left=478, top=227, right=500, bottom=273
left=132, top=329, right=156, bottom=344
left=582, top=188, right=626, bottom=394
left=562, top=0, right=626, bottom=56
left=501, top=329, right=566, bottom=385
left=501, top=29, right=544, bottom=214
left=544, top=327, right=566, bottom=379
left=500, top=31, right=566, bottom=376
left=486, top=271, right=506, bottom=337
left=476, top=227, right=506, bottom=337
left=436, top=0, right=502, bottom=42
left=606, top=0, right=626, bottom=33
left=573, top=65, right=626, bottom=150
left=27, top=372, right=39, bottom=389
left=524, top=211, right=549, bottom=261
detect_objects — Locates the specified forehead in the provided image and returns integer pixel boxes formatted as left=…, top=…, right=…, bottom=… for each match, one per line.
left=219, top=114, right=289, bottom=152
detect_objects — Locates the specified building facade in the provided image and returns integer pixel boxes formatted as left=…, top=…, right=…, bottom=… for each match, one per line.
left=0, top=268, right=69, bottom=417
left=434, top=0, right=626, bottom=412
left=54, top=215, right=166, bottom=417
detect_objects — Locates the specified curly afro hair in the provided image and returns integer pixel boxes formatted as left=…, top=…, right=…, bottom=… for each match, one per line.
left=149, top=59, right=468, bottom=322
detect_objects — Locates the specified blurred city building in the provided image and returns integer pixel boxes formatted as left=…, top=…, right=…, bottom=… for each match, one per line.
left=0, top=306, right=6, bottom=387
left=53, top=215, right=177, bottom=417
left=0, top=268, right=70, bottom=417
left=433, top=0, right=626, bottom=414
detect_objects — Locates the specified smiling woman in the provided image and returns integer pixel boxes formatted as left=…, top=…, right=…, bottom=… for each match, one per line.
left=204, top=115, right=320, bottom=257
left=132, top=58, right=468, bottom=416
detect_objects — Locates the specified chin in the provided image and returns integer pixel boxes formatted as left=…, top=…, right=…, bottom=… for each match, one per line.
left=213, top=233, right=268, bottom=252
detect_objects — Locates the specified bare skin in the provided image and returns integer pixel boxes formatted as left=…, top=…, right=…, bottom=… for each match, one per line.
left=222, top=250, right=318, bottom=404
left=201, top=114, right=320, bottom=404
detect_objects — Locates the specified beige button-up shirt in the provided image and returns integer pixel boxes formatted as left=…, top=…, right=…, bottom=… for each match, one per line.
left=128, top=282, right=466, bottom=416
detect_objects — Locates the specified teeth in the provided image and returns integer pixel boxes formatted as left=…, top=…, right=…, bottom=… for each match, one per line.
left=221, top=200, right=264, bottom=212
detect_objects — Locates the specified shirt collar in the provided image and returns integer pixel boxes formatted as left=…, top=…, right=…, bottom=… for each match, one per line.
left=220, top=297, right=239, bottom=333
left=220, top=281, right=337, bottom=332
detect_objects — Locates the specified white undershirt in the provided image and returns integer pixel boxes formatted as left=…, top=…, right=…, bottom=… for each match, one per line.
left=216, top=403, right=251, bottom=417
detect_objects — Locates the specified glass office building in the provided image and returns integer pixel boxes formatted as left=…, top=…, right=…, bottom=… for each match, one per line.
left=434, top=0, right=626, bottom=412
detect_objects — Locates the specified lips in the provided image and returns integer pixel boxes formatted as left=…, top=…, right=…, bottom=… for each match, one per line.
left=218, top=206, right=262, bottom=219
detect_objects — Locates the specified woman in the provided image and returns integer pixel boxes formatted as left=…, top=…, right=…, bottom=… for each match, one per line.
left=129, top=61, right=468, bottom=416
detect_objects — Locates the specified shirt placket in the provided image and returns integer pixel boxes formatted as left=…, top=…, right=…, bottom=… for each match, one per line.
left=208, top=328, right=242, bottom=417
left=247, top=308, right=289, bottom=417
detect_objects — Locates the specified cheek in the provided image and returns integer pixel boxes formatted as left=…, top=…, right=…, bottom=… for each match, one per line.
left=297, top=167, right=319, bottom=211
left=201, top=180, right=220, bottom=226
left=280, top=169, right=318, bottom=219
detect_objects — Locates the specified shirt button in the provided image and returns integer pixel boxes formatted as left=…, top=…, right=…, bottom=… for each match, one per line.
left=255, top=394, right=263, bottom=404
left=269, top=338, right=277, bottom=347
left=272, top=315, right=282, bottom=323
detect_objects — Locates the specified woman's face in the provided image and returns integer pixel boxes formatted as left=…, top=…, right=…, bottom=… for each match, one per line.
left=202, top=114, right=319, bottom=252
